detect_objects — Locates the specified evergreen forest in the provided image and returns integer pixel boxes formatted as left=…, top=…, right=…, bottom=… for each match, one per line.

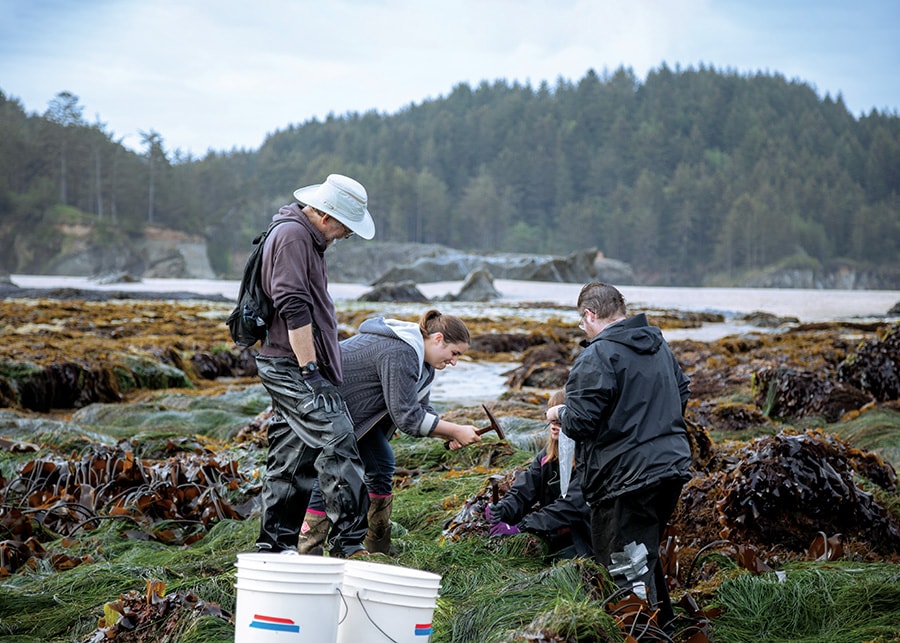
left=1, top=64, right=898, bottom=284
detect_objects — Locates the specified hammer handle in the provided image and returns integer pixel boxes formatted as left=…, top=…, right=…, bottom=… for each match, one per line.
left=444, top=424, right=495, bottom=449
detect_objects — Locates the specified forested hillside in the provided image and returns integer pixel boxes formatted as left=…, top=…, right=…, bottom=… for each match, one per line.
left=1, top=64, right=898, bottom=285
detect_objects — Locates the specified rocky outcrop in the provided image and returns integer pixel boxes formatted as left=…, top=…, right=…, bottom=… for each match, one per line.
left=740, top=265, right=900, bottom=290
left=329, top=243, right=636, bottom=286
left=142, top=229, right=216, bottom=278
left=326, top=242, right=450, bottom=283
left=738, top=311, right=800, bottom=328
left=41, top=225, right=215, bottom=279
left=445, top=269, right=502, bottom=302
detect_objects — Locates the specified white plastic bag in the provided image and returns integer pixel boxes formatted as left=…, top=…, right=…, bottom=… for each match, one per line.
left=558, top=429, right=575, bottom=497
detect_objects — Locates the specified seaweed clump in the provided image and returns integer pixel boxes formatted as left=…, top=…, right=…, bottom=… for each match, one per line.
left=838, top=323, right=900, bottom=401
left=675, top=429, right=900, bottom=555
left=1, top=442, right=258, bottom=575
left=753, top=366, right=874, bottom=422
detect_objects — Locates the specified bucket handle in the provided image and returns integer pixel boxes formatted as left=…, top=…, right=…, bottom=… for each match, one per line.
left=337, top=586, right=349, bottom=624
left=355, top=589, right=401, bottom=643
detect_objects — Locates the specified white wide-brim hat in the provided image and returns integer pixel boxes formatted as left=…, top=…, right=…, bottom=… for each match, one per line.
left=293, top=174, right=375, bottom=240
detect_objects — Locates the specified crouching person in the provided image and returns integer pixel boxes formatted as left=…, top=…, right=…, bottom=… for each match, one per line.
left=485, top=391, right=593, bottom=559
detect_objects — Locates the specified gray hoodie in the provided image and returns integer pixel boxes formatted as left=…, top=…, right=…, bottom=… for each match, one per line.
left=339, top=317, right=440, bottom=439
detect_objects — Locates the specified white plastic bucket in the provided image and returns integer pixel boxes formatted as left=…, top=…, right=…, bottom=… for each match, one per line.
left=337, top=559, right=442, bottom=643
left=234, top=553, right=345, bottom=643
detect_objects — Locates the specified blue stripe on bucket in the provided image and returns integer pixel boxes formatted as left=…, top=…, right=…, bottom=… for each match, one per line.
left=250, top=614, right=300, bottom=633
left=415, top=623, right=433, bottom=636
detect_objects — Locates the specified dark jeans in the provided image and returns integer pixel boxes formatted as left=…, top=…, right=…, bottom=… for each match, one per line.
left=255, top=356, right=369, bottom=556
left=590, top=479, right=685, bottom=627
left=308, top=423, right=396, bottom=512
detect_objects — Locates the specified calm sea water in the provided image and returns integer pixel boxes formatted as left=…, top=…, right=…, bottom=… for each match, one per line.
left=11, top=275, right=899, bottom=405
left=11, top=275, right=899, bottom=318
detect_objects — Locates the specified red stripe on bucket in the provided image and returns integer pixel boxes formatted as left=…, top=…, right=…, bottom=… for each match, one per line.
left=415, top=622, right=433, bottom=636
left=255, top=615, right=295, bottom=624
left=250, top=614, right=300, bottom=633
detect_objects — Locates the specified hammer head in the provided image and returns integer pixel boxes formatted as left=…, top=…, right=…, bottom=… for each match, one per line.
left=482, top=404, right=506, bottom=440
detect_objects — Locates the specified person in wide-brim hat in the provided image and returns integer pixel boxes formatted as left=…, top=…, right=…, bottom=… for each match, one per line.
left=253, top=171, right=376, bottom=558
left=294, top=173, right=375, bottom=240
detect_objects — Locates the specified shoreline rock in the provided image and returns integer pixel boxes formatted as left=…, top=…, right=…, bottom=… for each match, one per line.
left=0, top=282, right=231, bottom=303
left=328, top=242, right=637, bottom=286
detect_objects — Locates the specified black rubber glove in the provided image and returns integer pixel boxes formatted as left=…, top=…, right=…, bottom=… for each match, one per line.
left=300, top=373, right=343, bottom=414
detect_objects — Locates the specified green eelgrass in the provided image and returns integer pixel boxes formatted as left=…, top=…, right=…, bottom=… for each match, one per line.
left=0, top=483, right=622, bottom=643
left=0, top=518, right=255, bottom=641
left=5, top=395, right=900, bottom=642
left=826, top=406, right=900, bottom=468
left=68, top=386, right=271, bottom=443
left=6, top=476, right=900, bottom=642
left=710, top=561, right=900, bottom=643
left=443, top=558, right=620, bottom=643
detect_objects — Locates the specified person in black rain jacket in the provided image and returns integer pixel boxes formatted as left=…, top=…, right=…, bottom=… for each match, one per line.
left=547, top=282, right=691, bottom=630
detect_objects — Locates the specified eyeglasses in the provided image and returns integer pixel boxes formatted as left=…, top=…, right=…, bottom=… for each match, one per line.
left=578, top=308, right=592, bottom=331
left=337, top=222, right=355, bottom=239
left=315, top=208, right=354, bottom=239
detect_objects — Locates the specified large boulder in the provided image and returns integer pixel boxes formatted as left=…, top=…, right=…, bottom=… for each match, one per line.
left=357, top=281, right=430, bottom=303
left=445, top=269, right=502, bottom=302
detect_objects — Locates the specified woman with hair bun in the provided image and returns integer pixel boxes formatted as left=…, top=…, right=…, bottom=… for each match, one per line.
left=299, top=309, right=482, bottom=555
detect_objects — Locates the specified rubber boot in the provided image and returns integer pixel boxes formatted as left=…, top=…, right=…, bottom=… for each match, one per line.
left=297, top=510, right=331, bottom=555
left=364, top=495, right=394, bottom=554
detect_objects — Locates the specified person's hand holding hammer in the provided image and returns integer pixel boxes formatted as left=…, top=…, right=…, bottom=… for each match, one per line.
left=435, top=422, right=482, bottom=450
left=443, top=405, right=507, bottom=450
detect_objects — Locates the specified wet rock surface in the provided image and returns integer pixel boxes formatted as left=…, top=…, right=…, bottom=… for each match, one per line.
left=357, top=280, right=430, bottom=302
left=443, top=268, right=502, bottom=302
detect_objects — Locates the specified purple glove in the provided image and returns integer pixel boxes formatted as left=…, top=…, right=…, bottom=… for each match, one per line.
left=489, top=522, right=520, bottom=537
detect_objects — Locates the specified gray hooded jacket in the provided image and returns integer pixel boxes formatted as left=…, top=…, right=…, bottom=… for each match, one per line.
left=339, top=317, right=440, bottom=439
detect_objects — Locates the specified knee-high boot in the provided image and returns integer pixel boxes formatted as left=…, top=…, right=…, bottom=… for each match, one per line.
left=364, top=495, right=394, bottom=554
left=297, top=510, right=331, bottom=555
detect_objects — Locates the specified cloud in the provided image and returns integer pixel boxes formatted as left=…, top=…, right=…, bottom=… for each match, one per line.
left=1, top=0, right=897, bottom=155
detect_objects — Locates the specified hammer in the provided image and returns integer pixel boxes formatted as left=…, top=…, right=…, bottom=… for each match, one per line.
left=444, top=404, right=506, bottom=449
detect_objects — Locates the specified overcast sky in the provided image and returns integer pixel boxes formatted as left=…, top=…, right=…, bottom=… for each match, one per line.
left=1, top=0, right=897, bottom=157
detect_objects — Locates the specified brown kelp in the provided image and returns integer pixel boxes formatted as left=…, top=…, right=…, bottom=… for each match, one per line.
left=1, top=298, right=899, bottom=642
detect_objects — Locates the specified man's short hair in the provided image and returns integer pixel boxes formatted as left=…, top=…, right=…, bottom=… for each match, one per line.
left=577, top=282, right=626, bottom=320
